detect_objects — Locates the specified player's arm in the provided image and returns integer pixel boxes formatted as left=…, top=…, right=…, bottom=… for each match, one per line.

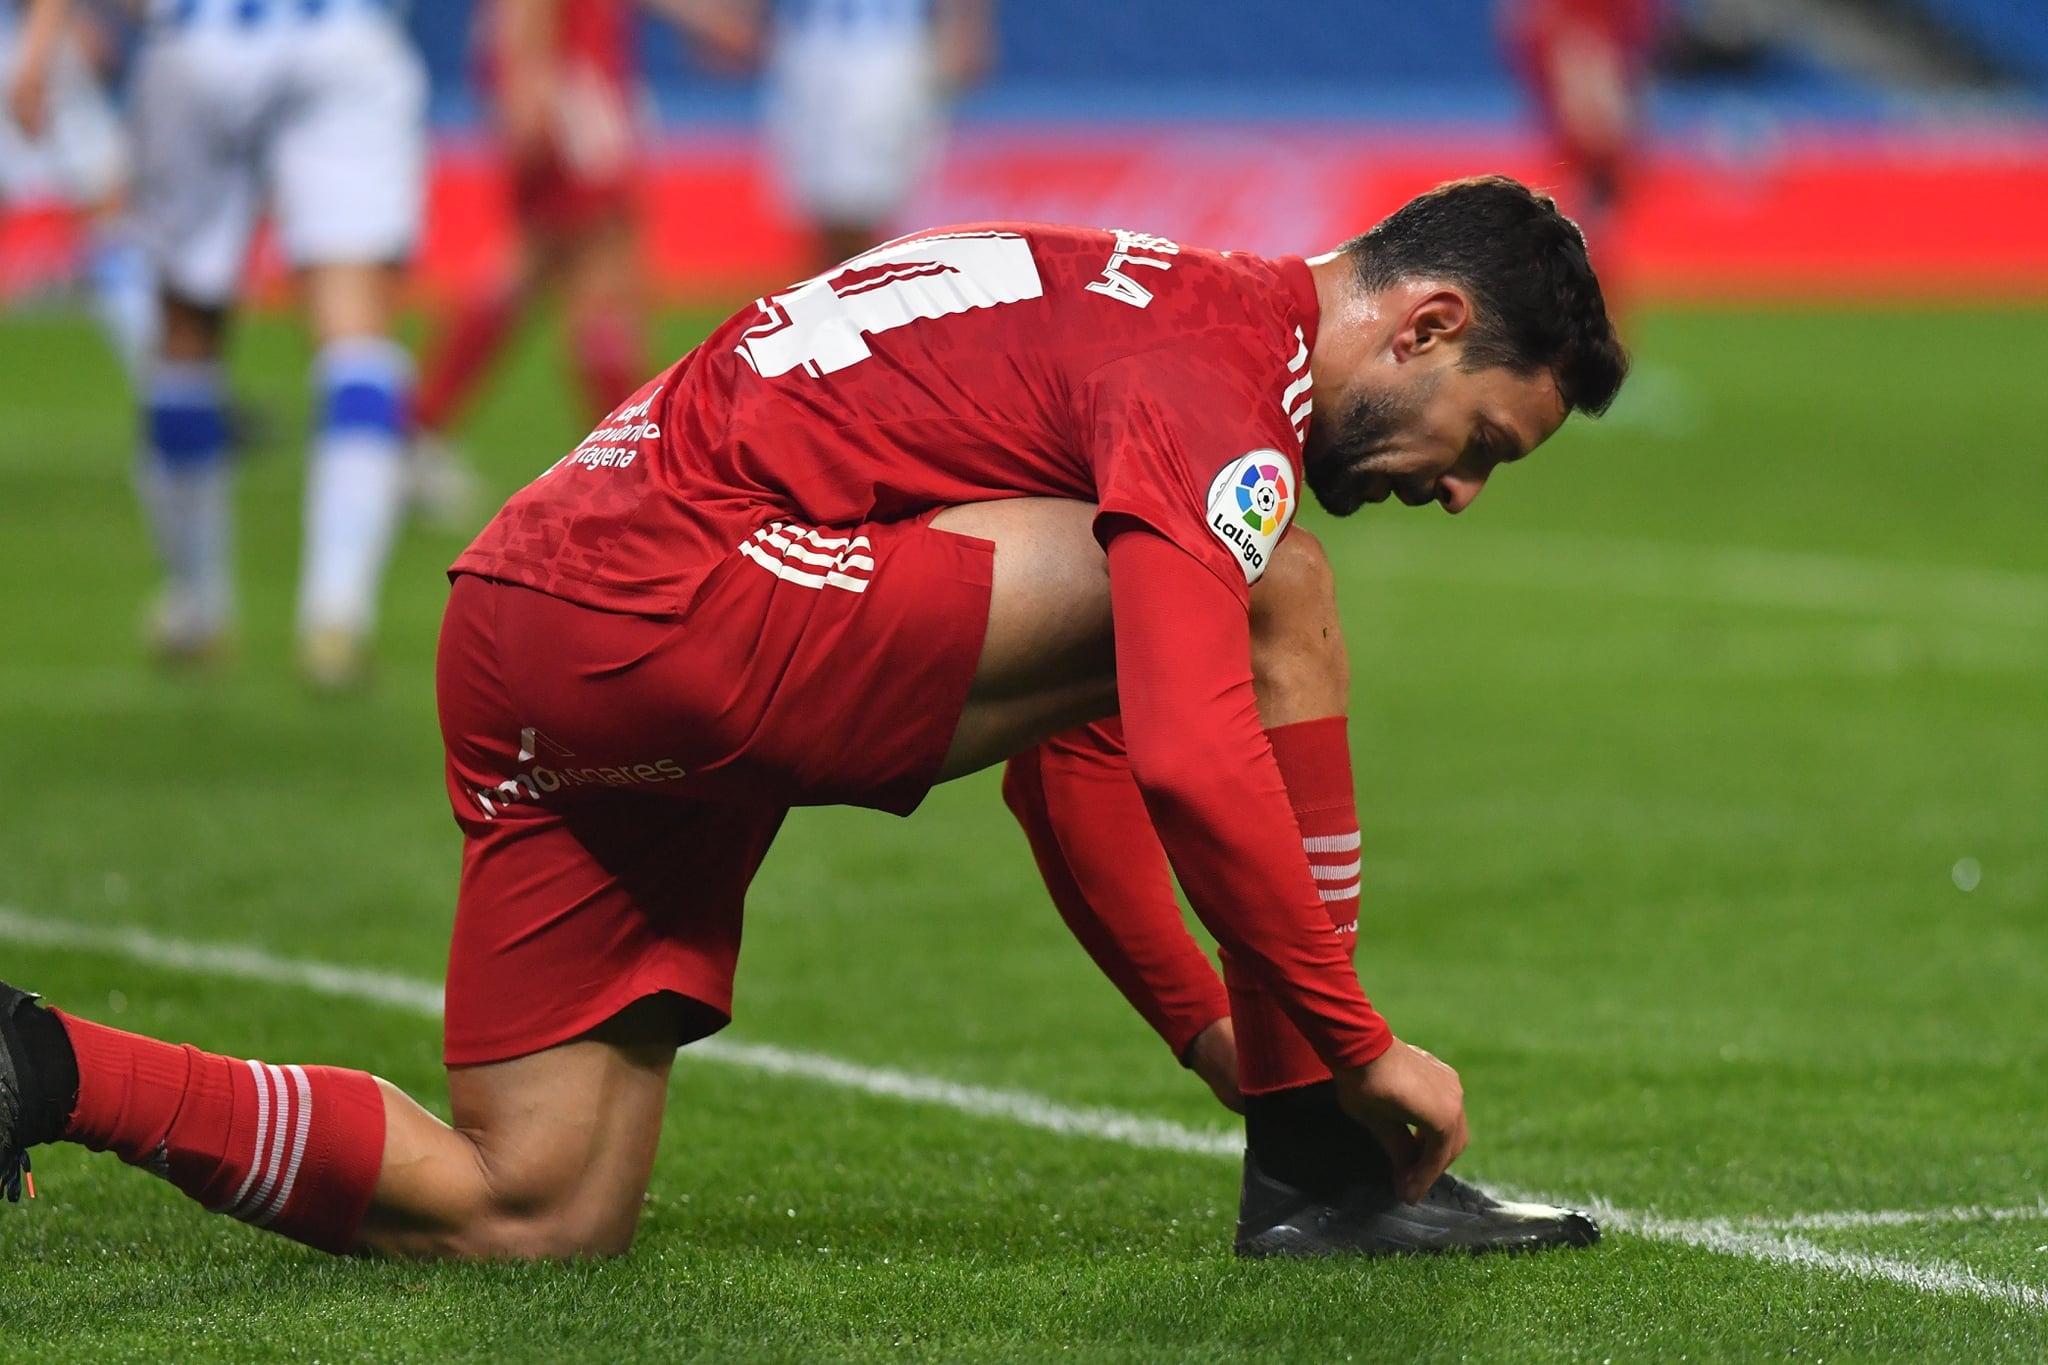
left=641, top=0, right=761, bottom=69
left=1106, top=523, right=1468, bottom=1199
left=6, top=0, right=74, bottom=138
left=934, top=0, right=994, bottom=92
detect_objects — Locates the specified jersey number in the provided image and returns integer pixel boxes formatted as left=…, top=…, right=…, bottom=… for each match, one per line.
left=735, top=232, right=1044, bottom=379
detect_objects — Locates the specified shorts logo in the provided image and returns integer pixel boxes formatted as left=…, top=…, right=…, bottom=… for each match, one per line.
left=1205, top=450, right=1296, bottom=584
left=472, top=729, right=689, bottom=818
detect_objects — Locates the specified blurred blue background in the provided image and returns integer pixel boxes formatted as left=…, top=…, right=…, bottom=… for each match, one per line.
left=407, top=0, right=2048, bottom=130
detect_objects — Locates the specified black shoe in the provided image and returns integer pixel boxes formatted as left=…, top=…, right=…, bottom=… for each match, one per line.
left=1, top=984, right=36, bottom=1202
left=1233, top=1149, right=1601, bottom=1258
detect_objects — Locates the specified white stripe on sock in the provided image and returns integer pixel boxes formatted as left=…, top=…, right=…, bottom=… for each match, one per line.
left=217, top=1057, right=272, bottom=1215
left=257, top=1064, right=315, bottom=1227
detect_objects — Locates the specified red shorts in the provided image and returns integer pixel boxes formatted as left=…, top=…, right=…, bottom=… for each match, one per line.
left=435, top=512, right=994, bottom=1065
left=500, top=66, right=638, bottom=235
left=511, top=147, right=634, bottom=237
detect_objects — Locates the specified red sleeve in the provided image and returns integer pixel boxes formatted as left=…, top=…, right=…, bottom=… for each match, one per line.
left=1106, top=524, right=1392, bottom=1070
left=1077, top=339, right=1308, bottom=604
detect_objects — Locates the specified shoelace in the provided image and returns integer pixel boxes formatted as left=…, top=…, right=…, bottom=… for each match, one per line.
left=2, top=1149, right=31, bottom=1203
left=1425, top=1172, right=1499, bottom=1214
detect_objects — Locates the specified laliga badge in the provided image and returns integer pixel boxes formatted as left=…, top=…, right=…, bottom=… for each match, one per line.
left=1205, top=450, right=1295, bottom=583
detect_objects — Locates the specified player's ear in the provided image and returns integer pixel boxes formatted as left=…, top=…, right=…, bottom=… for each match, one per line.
left=1393, top=289, right=1472, bottom=362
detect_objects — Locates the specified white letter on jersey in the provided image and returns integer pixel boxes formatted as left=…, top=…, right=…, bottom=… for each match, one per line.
left=1204, top=450, right=1295, bottom=584
left=736, top=232, right=1043, bottom=378
left=1084, top=229, right=1180, bottom=310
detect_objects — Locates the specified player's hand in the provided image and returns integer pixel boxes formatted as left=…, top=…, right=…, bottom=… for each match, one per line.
left=1333, top=1038, right=1468, bottom=1204
left=8, top=60, right=50, bottom=140
left=1182, top=1016, right=1243, bottom=1114
left=689, top=7, right=761, bottom=73
left=935, top=17, right=992, bottom=93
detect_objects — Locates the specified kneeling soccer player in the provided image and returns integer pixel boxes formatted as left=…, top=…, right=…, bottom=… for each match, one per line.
left=3, top=176, right=1624, bottom=1259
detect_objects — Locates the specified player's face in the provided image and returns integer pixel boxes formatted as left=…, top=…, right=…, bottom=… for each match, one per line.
left=1304, top=362, right=1567, bottom=517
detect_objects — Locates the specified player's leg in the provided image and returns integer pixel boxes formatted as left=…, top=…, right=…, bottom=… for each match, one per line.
left=34, top=31, right=159, bottom=386
left=80, top=201, right=160, bottom=388
left=558, top=208, right=646, bottom=421
left=0, top=982, right=680, bottom=1259
left=361, top=995, right=682, bottom=1258
left=124, top=29, right=262, bottom=663
left=945, top=507, right=1594, bottom=1252
left=272, top=12, right=428, bottom=687
left=985, top=523, right=1362, bottom=1126
left=293, top=259, right=414, bottom=687
left=131, top=289, right=238, bottom=662
left=925, top=499, right=1119, bottom=778
left=405, top=206, right=571, bottom=534
left=409, top=269, right=530, bottom=439
left=1191, top=535, right=1596, bottom=1255
left=409, top=143, right=580, bottom=445
left=411, top=573, right=790, bottom=1258
left=926, top=502, right=1351, bottom=780
left=1001, top=722, right=1240, bottom=1110
left=1226, top=530, right=1390, bottom=1211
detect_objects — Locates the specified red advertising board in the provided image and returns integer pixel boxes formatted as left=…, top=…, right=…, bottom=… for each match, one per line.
left=8, top=124, right=2048, bottom=305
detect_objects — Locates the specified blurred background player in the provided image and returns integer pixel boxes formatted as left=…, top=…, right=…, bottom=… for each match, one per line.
left=10, top=0, right=427, bottom=689
left=407, top=0, right=753, bottom=526
left=1500, top=0, right=1662, bottom=307
left=745, top=0, right=992, bottom=267
left=2, top=0, right=155, bottom=384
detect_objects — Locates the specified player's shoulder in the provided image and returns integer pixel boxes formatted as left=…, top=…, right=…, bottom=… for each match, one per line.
left=974, top=222, right=1309, bottom=368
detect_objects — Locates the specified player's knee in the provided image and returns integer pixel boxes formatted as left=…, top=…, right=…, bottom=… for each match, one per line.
left=433, top=1185, right=640, bottom=1262
left=464, top=1148, right=646, bottom=1261
left=390, top=1128, right=645, bottom=1262
left=477, top=1201, right=640, bottom=1261
left=1250, top=531, right=1349, bottom=717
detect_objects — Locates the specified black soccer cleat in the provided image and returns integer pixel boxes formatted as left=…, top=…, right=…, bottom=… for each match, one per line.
left=1, top=984, right=36, bottom=1202
left=1232, top=1149, right=1601, bottom=1258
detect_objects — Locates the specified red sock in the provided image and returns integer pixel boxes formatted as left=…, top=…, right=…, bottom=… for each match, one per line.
left=53, top=1012, right=387, bottom=1253
left=1002, top=719, right=1231, bottom=1059
left=571, top=311, right=644, bottom=421
left=413, top=285, right=521, bottom=433
left=1228, top=716, right=1363, bottom=1094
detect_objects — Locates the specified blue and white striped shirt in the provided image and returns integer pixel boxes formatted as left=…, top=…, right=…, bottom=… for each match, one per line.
left=776, top=0, right=933, bottom=41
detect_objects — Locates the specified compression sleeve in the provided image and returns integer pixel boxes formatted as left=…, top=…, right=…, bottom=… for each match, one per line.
left=1106, top=522, right=1392, bottom=1070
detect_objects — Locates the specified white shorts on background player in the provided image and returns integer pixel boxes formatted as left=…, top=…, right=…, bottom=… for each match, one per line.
left=129, top=3, right=425, bottom=307
left=0, top=11, right=127, bottom=205
left=763, top=26, right=941, bottom=226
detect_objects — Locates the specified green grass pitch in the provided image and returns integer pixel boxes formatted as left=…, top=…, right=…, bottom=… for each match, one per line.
left=1, top=301, right=2044, bottom=1361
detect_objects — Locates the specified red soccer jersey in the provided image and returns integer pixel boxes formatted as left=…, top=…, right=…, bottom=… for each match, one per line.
left=479, top=0, right=634, bottom=86
left=455, top=222, right=1391, bottom=1070
left=459, top=224, right=1315, bottom=612
left=1505, top=0, right=1661, bottom=68
left=558, top=0, right=633, bottom=82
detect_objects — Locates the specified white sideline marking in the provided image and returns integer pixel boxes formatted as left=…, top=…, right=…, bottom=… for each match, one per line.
left=1745, top=1203, right=2048, bottom=1233
left=1364, top=527, right=2048, bottom=628
left=0, top=910, right=447, bottom=1017
left=1593, top=1206, right=2048, bottom=1316
left=700, top=1038, right=1239, bottom=1158
left=4, top=906, right=2043, bottom=1314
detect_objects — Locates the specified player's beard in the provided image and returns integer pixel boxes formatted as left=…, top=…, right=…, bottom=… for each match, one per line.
left=1303, top=372, right=1437, bottom=517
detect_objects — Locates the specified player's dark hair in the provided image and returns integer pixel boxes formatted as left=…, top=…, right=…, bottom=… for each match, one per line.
left=1342, top=175, right=1628, bottom=417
